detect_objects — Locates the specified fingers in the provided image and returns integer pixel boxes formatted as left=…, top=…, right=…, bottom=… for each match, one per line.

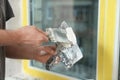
left=35, top=54, right=52, bottom=63
left=36, top=28, right=48, bottom=36
left=35, top=54, right=61, bottom=64
left=48, top=46, right=56, bottom=51
left=24, top=26, right=49, bottom=42
left=37, top=46, right=56, bottom=55
left=33, top=46, right=56, bottom=63
left=32, top=27, right=49, bottom=42
left=39, top=36, right=49, bottom=43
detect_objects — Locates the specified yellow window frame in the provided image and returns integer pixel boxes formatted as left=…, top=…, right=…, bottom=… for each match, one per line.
left=21, top=0, right=118, bottom=80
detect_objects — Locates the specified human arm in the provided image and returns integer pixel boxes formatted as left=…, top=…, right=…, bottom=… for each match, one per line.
left=0, top=29, right=19, bottom=46
left=0, top=26, right=56, bottom=63
left=0, top=26, right=48, bottom=46
left=5, top=45, right=56, bottom=63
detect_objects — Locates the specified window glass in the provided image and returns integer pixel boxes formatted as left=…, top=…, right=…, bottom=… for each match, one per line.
left=29, top=0, right=98, bottom=79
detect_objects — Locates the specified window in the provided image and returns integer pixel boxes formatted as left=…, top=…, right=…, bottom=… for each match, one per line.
left=29, top=0, right=98, bottom=79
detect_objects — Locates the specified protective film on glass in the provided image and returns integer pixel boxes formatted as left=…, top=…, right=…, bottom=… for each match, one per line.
left=29, top=0, right=98, bottom=79
left=45, top=21, right=83, bottom=70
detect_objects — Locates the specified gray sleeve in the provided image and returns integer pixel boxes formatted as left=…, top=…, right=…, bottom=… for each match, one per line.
left=5, top=0, right=14, bottom=21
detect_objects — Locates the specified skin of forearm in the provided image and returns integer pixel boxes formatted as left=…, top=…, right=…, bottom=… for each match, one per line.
left=5, top=45, right=34, bottom=59
left=0, top=29, right=19, bottom=46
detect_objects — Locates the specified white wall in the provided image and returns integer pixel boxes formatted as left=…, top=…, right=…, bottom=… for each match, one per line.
left=6, top=0, right=22, bottom=29
left=5, top=0, right=22, bottom=77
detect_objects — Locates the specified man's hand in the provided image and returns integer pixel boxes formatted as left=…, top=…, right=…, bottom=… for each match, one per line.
left=6, top=45, right=56, bottom=63
left=0, top=26, right=48, bottom=46
left=16, top=26, right=48, bottom=47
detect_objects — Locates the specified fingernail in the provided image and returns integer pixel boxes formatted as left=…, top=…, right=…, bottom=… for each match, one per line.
left=40, top=50, right=46, bottom=55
